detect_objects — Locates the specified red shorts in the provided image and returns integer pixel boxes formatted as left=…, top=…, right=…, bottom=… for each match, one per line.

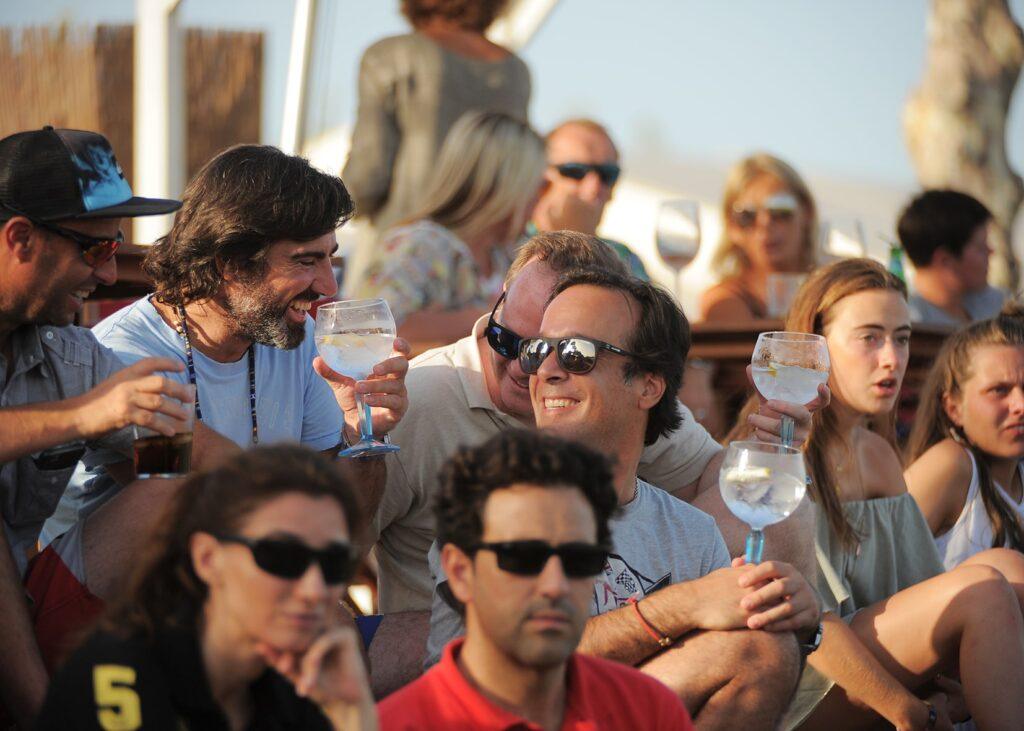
left=24, top=543, right=105, bottom=672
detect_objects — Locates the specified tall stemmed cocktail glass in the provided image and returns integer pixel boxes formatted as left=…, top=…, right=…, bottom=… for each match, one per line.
left=315, top=298, right=400, bottom=458
left=750, top=332, right=829, bottom=447
left=720, top=441, right=807, bottom=564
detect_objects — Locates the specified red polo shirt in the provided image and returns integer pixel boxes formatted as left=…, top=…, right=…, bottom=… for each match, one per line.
left=379, top=639, right=694, bottom=730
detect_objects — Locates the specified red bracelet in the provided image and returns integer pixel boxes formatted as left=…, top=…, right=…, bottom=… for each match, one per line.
left=627, top=597, right=673, bottom=648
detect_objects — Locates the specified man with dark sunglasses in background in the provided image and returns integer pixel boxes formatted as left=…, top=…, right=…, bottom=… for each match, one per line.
left=380, top=429, right=695, bottom=730
left=0, top=126, right=195, bottom=727
left=528, top=118, right=649, bottom=278
left=424, top=268, right=820, bottom=728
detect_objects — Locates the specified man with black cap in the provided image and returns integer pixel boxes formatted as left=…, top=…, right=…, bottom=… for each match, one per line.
left=0, top=126, right=189, bottom=726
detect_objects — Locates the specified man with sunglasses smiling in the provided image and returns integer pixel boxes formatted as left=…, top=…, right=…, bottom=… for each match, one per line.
left=528, top=118, right=649, bottom=278
left=380, top=429, right=695, bottom=730
left=0, top=126, right=192, bottom=726
left=425, top=267, right=820, bottom=728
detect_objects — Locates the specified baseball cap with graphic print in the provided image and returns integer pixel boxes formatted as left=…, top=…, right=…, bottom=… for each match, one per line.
left=0, top=126, right=181, bottom=221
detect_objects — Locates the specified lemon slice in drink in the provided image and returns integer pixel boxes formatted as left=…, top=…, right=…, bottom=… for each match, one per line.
left=724, top=466, right=772, bottom=483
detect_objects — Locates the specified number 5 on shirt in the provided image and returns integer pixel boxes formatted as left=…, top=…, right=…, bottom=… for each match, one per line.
left=93, top=665, right=142, bottom=731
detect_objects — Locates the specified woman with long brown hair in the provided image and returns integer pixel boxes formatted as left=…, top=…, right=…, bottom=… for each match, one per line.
left=730, top=259, right=1024, bottom=729
left=36, top=446, right=376, bottom=730
left=904, top=304, right=1024, bottom=568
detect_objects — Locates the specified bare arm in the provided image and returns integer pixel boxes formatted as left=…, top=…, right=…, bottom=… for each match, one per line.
left=808, top=613, right=938, bottom=729
left=904, top=440, right=971, bottom=536
left=578, top=563, right=818, bottom=665
left=0, top=522, right=48, bottom=728
left=0, top=357, right=192, bottom=463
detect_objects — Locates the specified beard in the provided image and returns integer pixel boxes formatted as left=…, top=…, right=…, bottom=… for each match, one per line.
left=224, top=276, right=314, bottom=350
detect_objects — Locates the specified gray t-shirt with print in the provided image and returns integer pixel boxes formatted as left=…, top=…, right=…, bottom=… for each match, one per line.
left=423, top=478, right=731, bottom=666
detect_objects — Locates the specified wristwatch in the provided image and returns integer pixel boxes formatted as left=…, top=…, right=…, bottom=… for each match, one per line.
left=799, top=621, right=824, bottom=656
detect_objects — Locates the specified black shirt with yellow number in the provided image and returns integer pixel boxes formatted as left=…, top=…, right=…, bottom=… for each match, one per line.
left=35, top=625, right=332, bottom=730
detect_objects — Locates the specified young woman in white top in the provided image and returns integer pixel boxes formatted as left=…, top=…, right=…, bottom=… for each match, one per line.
left=905, top=304, right=1024, bottom=569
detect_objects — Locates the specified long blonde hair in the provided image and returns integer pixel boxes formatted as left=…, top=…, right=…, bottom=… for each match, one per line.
left=906, top=303, right=1024, bottom=551
left=411, top=110, right=545, bottom=244
left=727, top=258, right=907, bottom=548
left=711, top=152, right=818, bottom=278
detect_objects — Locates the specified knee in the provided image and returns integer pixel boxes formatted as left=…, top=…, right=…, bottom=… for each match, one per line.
left=950, top=564, right=1020, bottom=622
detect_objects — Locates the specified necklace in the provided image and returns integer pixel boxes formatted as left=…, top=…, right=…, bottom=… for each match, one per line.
left=175, top=304, right=259, bottom=445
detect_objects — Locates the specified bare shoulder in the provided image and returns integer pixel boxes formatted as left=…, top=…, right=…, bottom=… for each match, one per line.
left=857, top=428, right=907, bottom=498
left=699, top=281, right=756, bottom=322
left=904, top=438, right=972, bottom=496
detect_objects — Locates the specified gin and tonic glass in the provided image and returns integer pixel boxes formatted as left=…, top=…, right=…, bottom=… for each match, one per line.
left=750, top=332, right=829, bottom=447
left=719, top=441, right=807, bottom=563
left=315, top=298, right=400, bottom=458
left=656, top=200, right=701, bottom=299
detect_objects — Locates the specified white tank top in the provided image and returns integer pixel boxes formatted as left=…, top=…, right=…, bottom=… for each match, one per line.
left=934, top=449, right=1024, bottom=570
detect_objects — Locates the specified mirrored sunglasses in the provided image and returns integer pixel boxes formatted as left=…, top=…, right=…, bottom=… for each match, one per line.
left=32, top=219, right=123, bottom=267
left=519, top=335, right=638, bottom=375
left=553, top=162, right=621, bottom=187
left=472, top=540, right=609, bottom=578
left=217, top=534, right=355, bottom=585
left=730, top=192, right=799, bottom=230
left=484, top=291, right=525, bottom=360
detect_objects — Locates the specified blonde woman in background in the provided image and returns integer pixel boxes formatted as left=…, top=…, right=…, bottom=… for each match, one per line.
left=700, top=153, right=819, bottom=322
left=353, top=110, right=546, bottom=344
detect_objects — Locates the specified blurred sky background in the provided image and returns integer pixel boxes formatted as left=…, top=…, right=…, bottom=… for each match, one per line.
left=4, top=0, right=1024, bottom=304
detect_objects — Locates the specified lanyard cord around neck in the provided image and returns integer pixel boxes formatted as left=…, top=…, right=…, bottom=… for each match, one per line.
left=175, top=304, right=259, bottom=445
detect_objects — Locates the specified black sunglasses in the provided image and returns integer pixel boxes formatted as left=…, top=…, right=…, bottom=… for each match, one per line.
left=553, top=162, right=621, bottom=187
left=484, top=291, right=525, bottom=360
left=472, top=540, right=608, bottom=578
left=519, top=335, right=639, bottom=375
left=217, top=534, right=355, bottom=585
left=31, top=219, right=123, bottom=267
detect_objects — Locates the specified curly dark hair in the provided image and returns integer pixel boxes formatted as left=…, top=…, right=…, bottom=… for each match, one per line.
left=401, top=0, right=510, bottom=32
left=552, top=269, right=689, bottom=446
left=436, top=430, right=618, bottom=552
left=143, top=144, right=354, bottom=306
left=102, top=445, right=362, bottom=637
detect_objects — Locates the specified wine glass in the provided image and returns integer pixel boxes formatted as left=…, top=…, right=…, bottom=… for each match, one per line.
left=719, top=441, right=807, bottom=564
left=315, top=298, right=400, bottom=458
left=656, top=200, right=701, bottom=298
left=750, top=332, right=830, bottom=447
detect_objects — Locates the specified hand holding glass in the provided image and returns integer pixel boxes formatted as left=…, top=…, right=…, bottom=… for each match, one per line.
left=750, top=332, right=829, bottom=446
left=315, top=298, right=400, bottom=458
left=719, top=441, right=807, bottom=564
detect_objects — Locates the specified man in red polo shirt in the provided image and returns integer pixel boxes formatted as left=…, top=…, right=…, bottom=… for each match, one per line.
left=379, top=429, right=693, bottom=730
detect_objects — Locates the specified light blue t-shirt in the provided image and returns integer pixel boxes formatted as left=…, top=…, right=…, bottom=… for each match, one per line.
left=41, top=297, right=343, bottom=543
left=93, top=297, right=342, bottom=449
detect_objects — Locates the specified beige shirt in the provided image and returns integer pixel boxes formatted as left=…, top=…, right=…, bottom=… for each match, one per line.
left=372, top=317, right=723, bottom=612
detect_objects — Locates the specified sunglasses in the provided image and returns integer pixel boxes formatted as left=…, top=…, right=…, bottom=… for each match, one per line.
left=217, top=534, right=355, bottom=585
left=553, top=162, right=621, bottom=187
left=485, top=291, right=525, bottom=360
left=730, top=192, right=799, bottom=230
left=472, top=540, right=608, bottom=578
left=32, top=219, right=123, bottom=267
left=519, top=335, right=639, bottom=375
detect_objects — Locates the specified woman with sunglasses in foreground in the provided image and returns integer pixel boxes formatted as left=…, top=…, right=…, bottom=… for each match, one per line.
left=36, top=446, right=376, bottom=731
left=729, top=259, right=1024, bottom=729
left=904, top=303, right=1024, bottom=569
